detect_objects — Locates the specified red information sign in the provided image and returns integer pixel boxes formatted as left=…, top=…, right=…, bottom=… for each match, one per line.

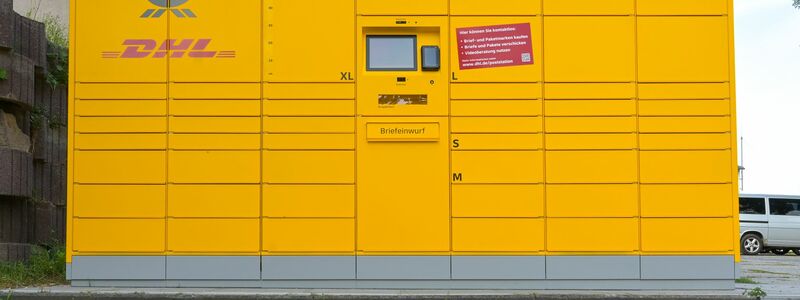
left=456, top=23, right=534, bottom=70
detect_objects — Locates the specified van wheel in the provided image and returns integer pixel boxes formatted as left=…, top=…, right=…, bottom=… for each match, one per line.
left=772, top=249, right=788, bottom=255
left=741, top=234, right=763, bottom=255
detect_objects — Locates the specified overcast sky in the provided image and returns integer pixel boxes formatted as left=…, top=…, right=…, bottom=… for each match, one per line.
left=735, top=0, right=800, bottom=195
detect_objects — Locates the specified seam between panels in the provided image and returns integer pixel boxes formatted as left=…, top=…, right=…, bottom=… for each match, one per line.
left=165, top=4, right=171, bottom=264
left=539, top=0, right=548, bottom=257
left=260, top=0, right=265, bottom=271
left=633, top=2, right=643, bottom=263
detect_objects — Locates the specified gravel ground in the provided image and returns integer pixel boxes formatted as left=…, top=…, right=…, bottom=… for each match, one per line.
left=737, top=253, right=800, bottom=299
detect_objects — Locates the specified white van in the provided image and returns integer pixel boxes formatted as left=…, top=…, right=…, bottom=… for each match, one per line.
left=740, top=194, right=800, bottom=255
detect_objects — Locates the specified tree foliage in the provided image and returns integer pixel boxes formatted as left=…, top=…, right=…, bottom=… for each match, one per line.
left=795, top=0, right=800, bottom=9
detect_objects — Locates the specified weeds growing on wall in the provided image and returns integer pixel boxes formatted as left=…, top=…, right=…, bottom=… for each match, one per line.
left=0, top=67, right=7, bottom=81
left=26, top=3, right=69, bottom=88
left=0, top=244, right=66, bottom=288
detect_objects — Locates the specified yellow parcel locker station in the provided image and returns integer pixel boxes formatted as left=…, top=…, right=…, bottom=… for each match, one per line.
left=68, top=0, right=739, bottom=289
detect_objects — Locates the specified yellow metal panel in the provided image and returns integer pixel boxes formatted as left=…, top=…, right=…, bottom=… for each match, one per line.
left=266, top=0, right=354, bottom=83
left=74, top=134, right=167, bottom=150
left=452, top=219, right=544, bottom=252
left=75, top=1, right=166, bottom=82
left=74, top=151, right=166, bottom=184
left=640, top=150, right=732, bottom=183
left=74, top=185, right=165, bottom=218
left=263, top=117, right=355, bottom=133
left=543, top=0, right=634, bottom=15
left=265, top=84, right=355, bottom=100
left=545, top=117, right=636, bottom=133
left=75, top=100, right=166, bottom=116
left=169, top=117, right=261, bottom=133
left=638, top=17, right=729, bottom=82
left=547, top=218, right=639, bottom=252
left=75, top=83, right=167, bottom=100
left=640, top=133, right=731, bottom=151
left=546, top=151, right=637, bottom=183
left=544, top=83, right=635, bottom=99
left=75, top=117, right=167, bottom=133
left=356, top=117, right=450, bottom=253
left=168, top=185, right=260, bottom=218
left=639, top=100, right=730, bottom=116
left=452, top=151, right=544, bottom=184
left=451, top=84, right=542, bottom=100
left=169, top=134, right=261, bottom=150
left=547, top=184, right=638, bottom=217
left=263, top=219, right=355, bottom=253
left=450, top=17, right=542, bottom=83
left=544, top=17, right=634, bottom=82
left=451, top=134, right=543, bottom=150
left=356, top=16, right=450, bottom=117
left=451, top=117, right=542, bottom=134
left=263, top=151, right=355, bottom=184
left=264, top=100, right=355, bottom=117
left=637, top=0, right=728, bottom=16
left=451, top=0, right=540, bottom=15
left=639, top=117, right=731, bottom=133
left=264, top=185, right=355, bottom=218
left=641, top=184, right=733, bottom=218
left=545, top=100, right=635, bottom=116
left=73, top=219, right=165, bottom=253
left=451, top=100, right=542, bottom=117
left=264, top=134, right=355, bottom=150
left=169, top=151, right=260, bottom=184
left=638, top=83, right=730, bottom=100
left=168, top=219, right=260, bottom=253
left=170, top=100, right=260, bottom=117
left=452, top=184, right=544, bottom=217
left=170, top=83, right=261, bottom=99
left=357, top=0, right=447, bottom=15
left=641, top=218, right=733, bottom=252
left=169, top=0, right=260, bottom=82
left=545, top=133, right=636, bottom=150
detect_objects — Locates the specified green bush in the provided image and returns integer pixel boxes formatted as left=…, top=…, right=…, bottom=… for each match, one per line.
left=0, top=245, right=66, bottom=288
left=0, top=67, right=7, bottom=81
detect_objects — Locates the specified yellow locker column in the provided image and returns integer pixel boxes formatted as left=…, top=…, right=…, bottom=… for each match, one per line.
left=166, top=0, right=262, bottom=280
left=542, top=1, right=641, bottom=279
left=71, top=0, right=169, bottom=280
left=636, top=1, right=737, bottom=280
left=262, top=0, right=357, bottom=280
left=449, top=5, right=546, bottom=279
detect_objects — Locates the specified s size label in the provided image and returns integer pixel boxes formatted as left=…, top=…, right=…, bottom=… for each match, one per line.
left=456, top=23, right=534, bottom=70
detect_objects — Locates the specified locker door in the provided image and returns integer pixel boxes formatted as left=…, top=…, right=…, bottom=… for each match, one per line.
left=266, top=0, right=355, bottom=82
left=169, top=0, right=261, bottom=82
left=76, top=0, right=167, bottom=82
left=638, top=17, right=730, bottom=83
left=543, top=16, right=635, bottom=82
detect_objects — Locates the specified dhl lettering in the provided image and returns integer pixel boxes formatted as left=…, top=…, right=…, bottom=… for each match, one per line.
left=102, top=39, right=236, bottom=59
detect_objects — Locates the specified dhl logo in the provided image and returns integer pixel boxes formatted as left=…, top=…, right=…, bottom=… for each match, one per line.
left=101, top=39, right=236, bottom=59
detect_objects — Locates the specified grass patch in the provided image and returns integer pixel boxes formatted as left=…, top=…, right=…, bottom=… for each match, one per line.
left=736, top=277, right=760, bottom=284
left=0, top=245, right=66, bottom=289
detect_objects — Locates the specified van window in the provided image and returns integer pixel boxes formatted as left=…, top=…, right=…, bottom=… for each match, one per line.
left=769, top=198, right=800, bottom=216
left=739, top=197, right=766, bottom=215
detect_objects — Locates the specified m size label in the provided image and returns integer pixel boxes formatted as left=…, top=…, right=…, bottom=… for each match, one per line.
left=456, top=23, right=534, bottom=70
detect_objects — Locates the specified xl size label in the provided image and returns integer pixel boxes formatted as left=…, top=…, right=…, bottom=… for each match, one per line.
left=456, top=23, right=534, bottom=70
